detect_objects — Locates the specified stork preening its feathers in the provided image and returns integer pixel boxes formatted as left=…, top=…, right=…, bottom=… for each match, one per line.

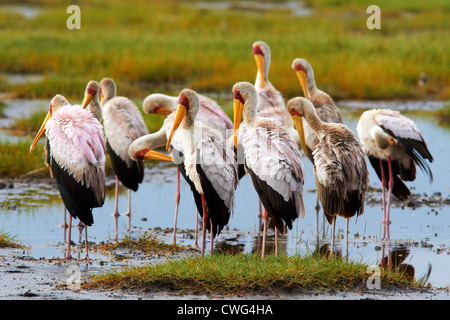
left=357, top=108, right=433, bottom=239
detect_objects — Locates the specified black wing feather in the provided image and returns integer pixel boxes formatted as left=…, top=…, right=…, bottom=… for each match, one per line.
left=246, top=163, right=298, bottom=235
left=368, top=155, right=411, bottom=201
left=107, top=140, right=144, bottom=191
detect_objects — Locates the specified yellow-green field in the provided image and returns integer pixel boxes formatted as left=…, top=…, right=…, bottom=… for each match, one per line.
left=0, top=0, right=448, bottom=101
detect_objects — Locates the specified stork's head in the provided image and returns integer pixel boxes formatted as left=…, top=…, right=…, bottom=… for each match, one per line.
left=99, top=77, right=117, bottom=104
left=291, top=58, right=315, bottom=100
left=165, top=88, right=200, bottom=150
left=29, top=94, right=70, bottom=153
left=252, top=41, right=271, bottom=89
left=80, top=80, right=100, bottom=110
left=287, top=96, right=314, bottom=159
left=232, top=81, right=257, bottom=148
left=129, top=134, right=173, bottom=162
left=142, top=93, right=176, bottom=116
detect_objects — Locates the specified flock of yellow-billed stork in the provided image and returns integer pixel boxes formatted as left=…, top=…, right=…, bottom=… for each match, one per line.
left=29, top=41, right=434, bottom=260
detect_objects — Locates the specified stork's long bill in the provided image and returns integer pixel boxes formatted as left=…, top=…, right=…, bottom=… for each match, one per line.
left=139, top=149, right=173, bottom=162
left=294, top=65, right=310, bottom=100
left=233, top=92, right=244, bottom=149
left=29, top=109, right=51, bottom=153
left=166, top=103, right=186, bottom=151
left=290, top=110, right=309, bottom=159
left=253, top=45, right=265, bottom=89
left=80, top=86, right=97, bottom=110
left=154, top=106, right=173, bottom=116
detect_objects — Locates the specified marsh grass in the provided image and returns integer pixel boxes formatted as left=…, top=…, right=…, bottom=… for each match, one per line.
left=85, top=253, right=417, bottom=294
left=95, top=231, right=196, bottom=255
left=0, top=231, right=27, bottom=249
left=0, top=139, right=48, bottom=177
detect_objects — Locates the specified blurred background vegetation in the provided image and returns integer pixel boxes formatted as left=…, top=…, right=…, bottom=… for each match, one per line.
left=0, top=0, right=448, bottom=102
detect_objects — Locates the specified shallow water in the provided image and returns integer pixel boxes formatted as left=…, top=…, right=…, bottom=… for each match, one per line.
left=0, top=101, right=449, bottom=288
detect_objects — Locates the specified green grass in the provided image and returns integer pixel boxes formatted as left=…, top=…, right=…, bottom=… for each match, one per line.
left=0, top=0, right=447, bottom=101
left=0, top=231, right=27, bottom=249
left=0, top=139, right=49, bottom=177
left=85, top=253, right=417, bottom=294
left=95, top=231, right=197, bottom=255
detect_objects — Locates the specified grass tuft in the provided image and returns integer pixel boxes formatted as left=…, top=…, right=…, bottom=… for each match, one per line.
left=85, top=253, right=417, bottom=294
left=0, top=231, right=28, bottom=249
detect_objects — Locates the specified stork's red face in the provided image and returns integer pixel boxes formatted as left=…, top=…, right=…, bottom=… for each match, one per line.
left=233, top=90, right=245, bottom=105
left=293, top=63, right=306, bottom=73
left=289, top=108, right=301, bottom=117
left=178, top=95, right=189, bottom=111
left=252, top=45, right=264, bottom=57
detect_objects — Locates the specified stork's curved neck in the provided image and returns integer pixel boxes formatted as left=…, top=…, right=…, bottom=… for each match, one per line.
left=243, top=97, right=258, bottom=128
left=88, top=95, right=102, bottom=122
left=306, top=72, right=317, bottom=95
left=302, top=103, right=324, bottom=137
left=102, top=86, right=116, bottom=104
left=145, top=128, right=167, bottom=150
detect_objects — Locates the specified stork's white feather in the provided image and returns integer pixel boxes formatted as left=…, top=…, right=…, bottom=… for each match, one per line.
left=102, top=96, right=149, bottom=168
left=243, top=121, right=305, bottom=217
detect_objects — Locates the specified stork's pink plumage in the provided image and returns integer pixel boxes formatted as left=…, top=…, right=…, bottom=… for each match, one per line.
left=30, top=94, right=106, bottom=260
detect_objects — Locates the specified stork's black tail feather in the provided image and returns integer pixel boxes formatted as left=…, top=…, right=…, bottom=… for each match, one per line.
left=368, top=156, right=411, bottom=201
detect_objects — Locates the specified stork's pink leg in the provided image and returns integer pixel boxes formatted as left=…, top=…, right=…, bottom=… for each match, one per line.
left=261, top=209, right=268, bottom=258
left=172, top=167, right=181, bottom=246
left=201, top=194, right=208, bottom=257
left=64, top=215, right=73, bottom=260
left=385, top=156, right=394, bottom=240
left=194, top=209, right=199, bottom=248
left=379, top=159, right=387, bottom=239
left=258, top=200, right=263, bottom=231
left=124, top=189, right=131, bottom=217
left=83, top=226, right=89, bottom=260
left=112, top=175, right=119, bottom=217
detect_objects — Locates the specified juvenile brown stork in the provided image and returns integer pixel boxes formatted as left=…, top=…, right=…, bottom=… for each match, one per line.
left=100, top=78, right=149, bottom=220
left=292, top=58, right=343, bottom=235
left=356, top=109, right=433, bottom=240
left=165, top=89, right=239, bottom=256
left=233, top=82, right=305, bottom=258
left=288, top=97, right=369, bottom=258
left=30, top=94, right=105, bottom=260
